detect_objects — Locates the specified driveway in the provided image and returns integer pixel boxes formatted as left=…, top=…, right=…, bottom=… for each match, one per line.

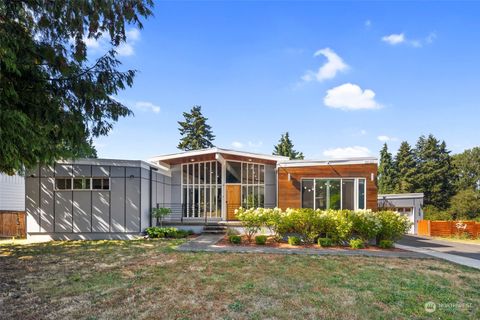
left=398, top=235, right=480, bottom=261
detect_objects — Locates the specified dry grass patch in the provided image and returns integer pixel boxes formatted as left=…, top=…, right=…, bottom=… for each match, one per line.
left=0, top=239, right=479, bottom=319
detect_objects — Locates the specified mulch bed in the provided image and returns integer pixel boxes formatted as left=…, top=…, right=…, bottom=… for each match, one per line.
left=216, top=235, right=406, bottom=252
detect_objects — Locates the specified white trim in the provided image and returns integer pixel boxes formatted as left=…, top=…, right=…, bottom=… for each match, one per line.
left=149, top=147, right=289, bottom=163
left=277, top=157, right=378, bottom=168
left=378, top=193, right=424, bottom=200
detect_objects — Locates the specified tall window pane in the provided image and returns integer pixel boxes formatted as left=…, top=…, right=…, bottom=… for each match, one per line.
left=258, top=186, right=264, bottom=207
left=199, top=163, right=204, bottom=184
left=248, top=164, right=254, bottom=184
left=259, top=165, right=265, bottom=184
left=302, top=179, right=314, bottom=209
left=242, top=163, right=248, bottom=184
left=183, top=165, right=187, bottom=184
left=329, top=180, right=341, bottom=210
left=358, top=179, right=366, bottom=209
left=188, top=164, right=193, bottom=184
left=206, top=162, right=211, bottom=184
left=242, top=186, right=248, bottom=208
left=253, top=165, right=259, bottom=184
left=226, top=161, right=241, bottom=183
left=216, top=187, right=222, bottom=215
left=216, top=162, right=222, bottom=184
left=341, top=179, right=355, bottom=210
left=315, top=179, right=328, bottom=209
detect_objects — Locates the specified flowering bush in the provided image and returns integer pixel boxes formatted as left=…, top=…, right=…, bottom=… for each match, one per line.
left=376, top=210, right=412, bottom=242
left=236, top=207, right=409, bottom=246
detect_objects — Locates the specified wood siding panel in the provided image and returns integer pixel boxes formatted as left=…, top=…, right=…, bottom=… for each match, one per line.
left=277, top=164, right=378, bottom=210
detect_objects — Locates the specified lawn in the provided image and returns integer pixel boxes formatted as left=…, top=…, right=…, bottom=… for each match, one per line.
left=1, top=239, right=479, bottom=320
left=432, top=236, right=480, bottom=245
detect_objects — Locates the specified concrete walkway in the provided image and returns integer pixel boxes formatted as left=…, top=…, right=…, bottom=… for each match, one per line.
left=396, top=235, right=480, bottom=270
left=178, top=234, right=427, bottom=258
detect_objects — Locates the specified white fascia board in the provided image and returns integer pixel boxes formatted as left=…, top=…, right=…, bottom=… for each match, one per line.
left=149, top=147, right=289, bottom=163
left=58, top=158, right=167, bottom=173
left=378, top=193, right=424, bottom=200
left=277, top=157, right=378, bottom=168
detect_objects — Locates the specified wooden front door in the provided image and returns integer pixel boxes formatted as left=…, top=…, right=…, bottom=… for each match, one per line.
left=226, top=185, right=241, bottom=220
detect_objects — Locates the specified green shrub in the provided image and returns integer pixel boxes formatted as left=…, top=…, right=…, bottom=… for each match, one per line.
left=318, top=237, right=333, bottom=247
left=229, top=235, right=241, bottom=244
left=376, top=211, right=411, bottom=242
left=378, top=240, right=394, bottom=249
left=235, top=208, right=265, bottom=242
left=349, top=239, right=365, bottom=249
left=145, top=227, right=189, bottom=239
left=350, top=210, right=381, bottom=241
left=288, top=236, right=301, bottom=246
left=255, top=235, right=268, bottom=245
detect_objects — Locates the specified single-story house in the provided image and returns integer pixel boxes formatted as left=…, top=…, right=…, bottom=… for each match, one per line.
left=378, top=193, right=424, bottom=234
left=25, top=148, right=378, bottom=240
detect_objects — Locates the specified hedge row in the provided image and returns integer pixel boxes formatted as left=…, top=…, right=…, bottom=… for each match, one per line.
left=235, top=208, right=411, bottom=245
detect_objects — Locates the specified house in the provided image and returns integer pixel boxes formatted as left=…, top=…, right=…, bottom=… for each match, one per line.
left=378, top=193, right=424, bottom=234
left=25, top=148, right=378, bottom=240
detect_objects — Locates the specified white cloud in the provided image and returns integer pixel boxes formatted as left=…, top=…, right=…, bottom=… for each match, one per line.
left=231, top=141, right=244, bottom=149
left=382, top=32, right=436, bottom=47
left=360, top=129, right=367, bottom=135
left=324, top=83, right=382, bottom=110
left=377, top=135, right=398, bottom=142
left=323, top=146, right=372, bottom=159
left=382, top=33, right=405, bottom=45
left=231, top=141, right=263, bottom=149
left=302, top=48, right=348, bottom=82
left=365, top=20, right=372, bottom=28
left=84, top=28, right=140, bottom=57
left=134, top=101, right=160, bottom=113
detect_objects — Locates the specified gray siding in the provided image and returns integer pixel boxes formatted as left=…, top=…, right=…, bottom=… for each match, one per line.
left=26, top=177, right=40, bottom=232
left=110, top=175, right=125, bottom=232
left=73, top=192, right=91, bottom=232
left=55, top=192, right=72, bottom=232
left=40, top=177, right=55, bottom=232
left=26, top=160, right=170, bottom=239
left=92, top=192, right=110, bottom=232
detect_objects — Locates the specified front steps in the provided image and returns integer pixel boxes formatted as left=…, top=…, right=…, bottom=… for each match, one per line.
left=202, top=224, right=227, bottom=234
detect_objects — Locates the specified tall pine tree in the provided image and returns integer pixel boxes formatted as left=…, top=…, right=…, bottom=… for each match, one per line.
left=394, top=141, right=417, bottom=193
left=273, top=132, right=304, bottom=159
left=414, top=135, right=455, bottom=209
left=378, top=143, right=397, bottom=194
left=177, top=106, right=215, bottom=151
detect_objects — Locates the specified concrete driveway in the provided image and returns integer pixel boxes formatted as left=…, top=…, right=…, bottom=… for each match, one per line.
left=398, top=235, right=480, bottom=261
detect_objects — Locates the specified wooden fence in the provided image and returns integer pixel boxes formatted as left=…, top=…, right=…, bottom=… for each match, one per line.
left=417, top=220, right=480, bottom=238
left=0, top=211, right=26, bottom=238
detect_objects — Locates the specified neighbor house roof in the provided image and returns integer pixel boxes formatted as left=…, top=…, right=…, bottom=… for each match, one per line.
left=377, top=193, right=424, bottom=200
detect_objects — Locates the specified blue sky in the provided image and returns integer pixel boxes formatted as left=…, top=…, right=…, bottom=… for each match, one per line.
left=92, top=1, right=480, bottom=160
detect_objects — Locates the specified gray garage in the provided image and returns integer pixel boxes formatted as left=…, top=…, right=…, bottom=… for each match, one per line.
left=26, top=159, right=170, bottom=240
left=378, top=193, right=424, bottom=234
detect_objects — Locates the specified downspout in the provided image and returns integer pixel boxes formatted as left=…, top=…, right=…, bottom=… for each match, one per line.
left=149, top=166, right=158, bottom=228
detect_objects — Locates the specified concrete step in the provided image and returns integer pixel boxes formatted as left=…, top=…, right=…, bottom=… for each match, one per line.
left=202, top=229, right=227, bottom=234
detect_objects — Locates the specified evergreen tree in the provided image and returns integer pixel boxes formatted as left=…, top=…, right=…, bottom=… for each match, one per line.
left=414, top=135, right=455, bottom=209
left=0, top=0, right=153, bottom=174
left=177, top=106, right=215, bottom=151
left=394, top=141, right=417, bottom=193
left=378, top=143, right=397, bottom=194
left=452, top=147, right=480, bottom=192
left=273, top=132, right=304, bottom=159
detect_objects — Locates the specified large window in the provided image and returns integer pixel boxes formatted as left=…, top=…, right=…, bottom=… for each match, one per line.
left=240, top=162, right=265, bottom=208
left=181, top=161, right=222, bottom=218
left=302, top=178, right=366, bottom=210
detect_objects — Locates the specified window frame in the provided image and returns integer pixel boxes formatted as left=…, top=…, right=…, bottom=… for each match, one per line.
left=54, top=177, right=111, bottom=191
left=300, top=177, right=366, bottom=210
